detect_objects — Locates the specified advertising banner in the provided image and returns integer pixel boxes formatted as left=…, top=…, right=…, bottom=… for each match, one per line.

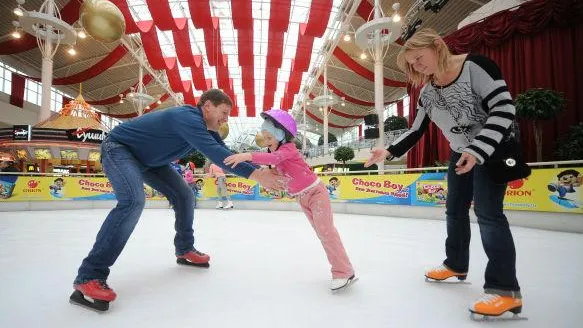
left=1, top=168, right=582, bottom=214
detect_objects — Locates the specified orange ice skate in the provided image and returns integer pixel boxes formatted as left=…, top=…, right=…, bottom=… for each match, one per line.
left=469, top=294, right=526, bottom=321
left=425, top=264, right=468, bottom=283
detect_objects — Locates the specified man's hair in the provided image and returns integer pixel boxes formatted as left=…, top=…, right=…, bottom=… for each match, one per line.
left=329, top=177, right=339, bottom=182
left=54, top=178, right=64, bottom=182
left=197, top=89, right=233, bottom=108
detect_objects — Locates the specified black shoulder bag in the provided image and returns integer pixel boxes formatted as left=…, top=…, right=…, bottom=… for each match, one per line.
left=436, top=89, right=531, bottom=184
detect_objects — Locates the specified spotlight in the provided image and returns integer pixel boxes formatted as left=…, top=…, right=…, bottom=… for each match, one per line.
left=11, top=30, right=21, bottom=39
left=392, top=13, right=401, bottom=22
left=67, top=47, right=76, bottom=55
left=119, top=99, right=124, bottom=104
left=343, top=34, right=351, bottom=42
left=157, top=100, right=162, bottom=104
left=14, top=7, right=24, bottom=16
left=360, top=52, right=367, bottom=60
left=77, top=30, right=87, bottom=39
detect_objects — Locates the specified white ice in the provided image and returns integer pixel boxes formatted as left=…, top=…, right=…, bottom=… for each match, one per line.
left=0, top=208, right=582, bottom=328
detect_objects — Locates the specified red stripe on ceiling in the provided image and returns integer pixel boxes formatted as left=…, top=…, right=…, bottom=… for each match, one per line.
left=141, top=24, right=178, bottom=70
left=145, top=0, right=187, bottom=31
left=172, top=23, right=196, bottom=67
left=263, top=94, right=274, bottom=110
left=299, top=0, right=333, bottom=38
left=111, top=0, right=141, bottom=34
left=357, top=0, right=374, bottom=21
left=190, top=56, right=210, bottom=91
left=317, top=76, right=397, bottom=106
left=87, top=74, right=153, bottom=106
left=269, top=0, right=291, bottom=32
left=266, top=32, right=284, bottom=68
left=237, top=30, right=254, bottom=67
left=246, top=106, right=256, bottom=117
left=292, top=34, right=314, bottom=72
left=232, top=0, right=253, bottom=29
left=0, top=0, right=81, bottom=55
left=188, top=0, right=214, bottom=29
left=305, top=110, right=360, bottom=128
left=203, top=20, right=224, bottom=67
left=183, top=87, right=196, bottom=106
left=23, top=45, right=128, bottom=85
left=332, top=47, right=406, bottom=87
left=241, top=66, right=254, bottom=91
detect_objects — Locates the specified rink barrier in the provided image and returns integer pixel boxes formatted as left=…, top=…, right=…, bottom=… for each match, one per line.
left=1, top=161, right=582, bottom=233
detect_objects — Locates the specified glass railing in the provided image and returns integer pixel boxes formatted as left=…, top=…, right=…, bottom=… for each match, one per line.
left=303, top=129, right=408, bottom=158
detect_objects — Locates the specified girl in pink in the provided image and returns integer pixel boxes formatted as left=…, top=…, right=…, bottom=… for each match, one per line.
left=224, top=109, right=356, bottom=291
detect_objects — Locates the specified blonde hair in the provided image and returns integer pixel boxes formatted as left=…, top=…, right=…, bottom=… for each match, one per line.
left=396, top=28, right=452, bottom=87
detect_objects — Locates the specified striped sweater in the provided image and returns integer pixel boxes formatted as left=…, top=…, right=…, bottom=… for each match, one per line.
left=388, top=54, right=515, bottom=164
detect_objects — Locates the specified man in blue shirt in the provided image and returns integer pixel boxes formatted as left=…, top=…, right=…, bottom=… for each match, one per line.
left=70, top=89, right=283, bottom=311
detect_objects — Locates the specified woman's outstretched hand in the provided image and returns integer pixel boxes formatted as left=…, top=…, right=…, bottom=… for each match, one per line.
left=364, top=148, right=390, bottom=167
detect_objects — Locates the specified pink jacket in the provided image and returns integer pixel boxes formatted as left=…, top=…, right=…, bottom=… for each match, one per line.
left=208, top=163, right=226, bottom=178
left=251, top=143, right=318, bottom=195
left=183, top=170, right=194, bottom=184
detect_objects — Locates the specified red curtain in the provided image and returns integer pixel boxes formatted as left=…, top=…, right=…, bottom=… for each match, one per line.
left=396, top=100, right=403, bottom=117
left=9, top=73, right=25, bottom=108
left=407, top=0, right=583, bottom=167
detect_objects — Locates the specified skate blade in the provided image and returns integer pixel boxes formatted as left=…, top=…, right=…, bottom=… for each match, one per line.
left=69, top=290, right=109, bottom=312
left=176, top=258, right=210, bottom=268
left=470, top=312, right=527, bottom=321
left=331, top=277, right=359, bottom=293
left=425, top=277, right=471, bottom=284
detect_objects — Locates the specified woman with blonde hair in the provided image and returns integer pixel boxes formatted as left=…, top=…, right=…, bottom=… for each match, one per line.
left=365, top=28, right=523, bottom=318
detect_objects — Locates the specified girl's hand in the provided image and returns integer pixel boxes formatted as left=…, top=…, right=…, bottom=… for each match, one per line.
left=364, top=148, right=390, bottom=167
left=224, top=153, right=252, bottom=168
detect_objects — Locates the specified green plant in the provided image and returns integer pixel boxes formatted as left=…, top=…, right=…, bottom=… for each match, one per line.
left=317, top=133, right=337, bottom=146
left=556, top=123, right=583, bottom=160
left=180, top=150, right=206, bottom=168
left=334, top=146, right=355, bottom=167
left=515, top=88, right=566, bottom=161
left=384, top=115, right=408, bottom=131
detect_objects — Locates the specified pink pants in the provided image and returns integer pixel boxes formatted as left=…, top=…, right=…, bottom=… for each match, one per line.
left=296, top=182, right=354, bottom=279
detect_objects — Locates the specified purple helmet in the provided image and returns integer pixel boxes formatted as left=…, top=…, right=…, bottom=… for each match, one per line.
left=260, top=109, right=297, bottom=138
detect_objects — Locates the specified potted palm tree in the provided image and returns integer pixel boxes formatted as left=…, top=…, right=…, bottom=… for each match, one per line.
left=515, top=88, right=566, bottom=161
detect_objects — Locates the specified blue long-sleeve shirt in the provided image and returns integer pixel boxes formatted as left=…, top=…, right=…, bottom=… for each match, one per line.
left=108, top=105, right=256, bottom=178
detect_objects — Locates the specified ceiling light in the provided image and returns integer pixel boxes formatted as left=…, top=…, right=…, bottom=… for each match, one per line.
left=11, top=30, right=21, bottom=39
left=119, top=99, right=124, bottom=104
left=157, top=100, right=162, bottom=104
left=67, top=47, right=76, bottom=56
left=360, top=52, right=367, bottom=60
left=14, top=7, right=24, bottom=16
left=145, top=106, right=150, bottom=110
left=343, top=34, right=351, bottom=42
left=77, top=30, right=87, bottom=39
left=392, top=14, right=401, bottom=22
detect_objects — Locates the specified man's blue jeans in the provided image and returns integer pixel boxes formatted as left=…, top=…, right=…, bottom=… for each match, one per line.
left=442, top=152, right=521, bottom=297
left=74, top=138, right=196, bottom=284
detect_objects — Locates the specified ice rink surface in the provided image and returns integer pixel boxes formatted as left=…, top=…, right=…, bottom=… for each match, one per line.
left=0, top=208, right=581, bottom=328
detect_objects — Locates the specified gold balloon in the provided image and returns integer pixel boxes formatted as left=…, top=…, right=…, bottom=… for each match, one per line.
left=255, top=132, right=265, bottom=148
left=80, top=0, right=126, bottom=43
left=218, top=122, right=229, bottom=140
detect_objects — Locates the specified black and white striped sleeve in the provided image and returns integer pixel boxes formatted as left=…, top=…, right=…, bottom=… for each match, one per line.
left=387, top=95, right=430, bottom=158
left=464, top=55, right=515, bottom=164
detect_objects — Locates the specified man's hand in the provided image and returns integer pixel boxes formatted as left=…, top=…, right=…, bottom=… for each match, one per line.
left=455, top=152, right=477, bottom=175
left=224, top=153, right=252, bottom=168
left=364, top=148, right=390, bottom=167
left=249, top=167, right=286, bottom=191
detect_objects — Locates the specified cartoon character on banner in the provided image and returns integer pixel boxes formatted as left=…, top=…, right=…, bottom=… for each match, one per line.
left=49, top=178, right=65, bottom=198
left=548, top=169, right=582, bottom=208
left=326, top=177, right=340, bottom=199
left=194, top=179, right=205, bottom=198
